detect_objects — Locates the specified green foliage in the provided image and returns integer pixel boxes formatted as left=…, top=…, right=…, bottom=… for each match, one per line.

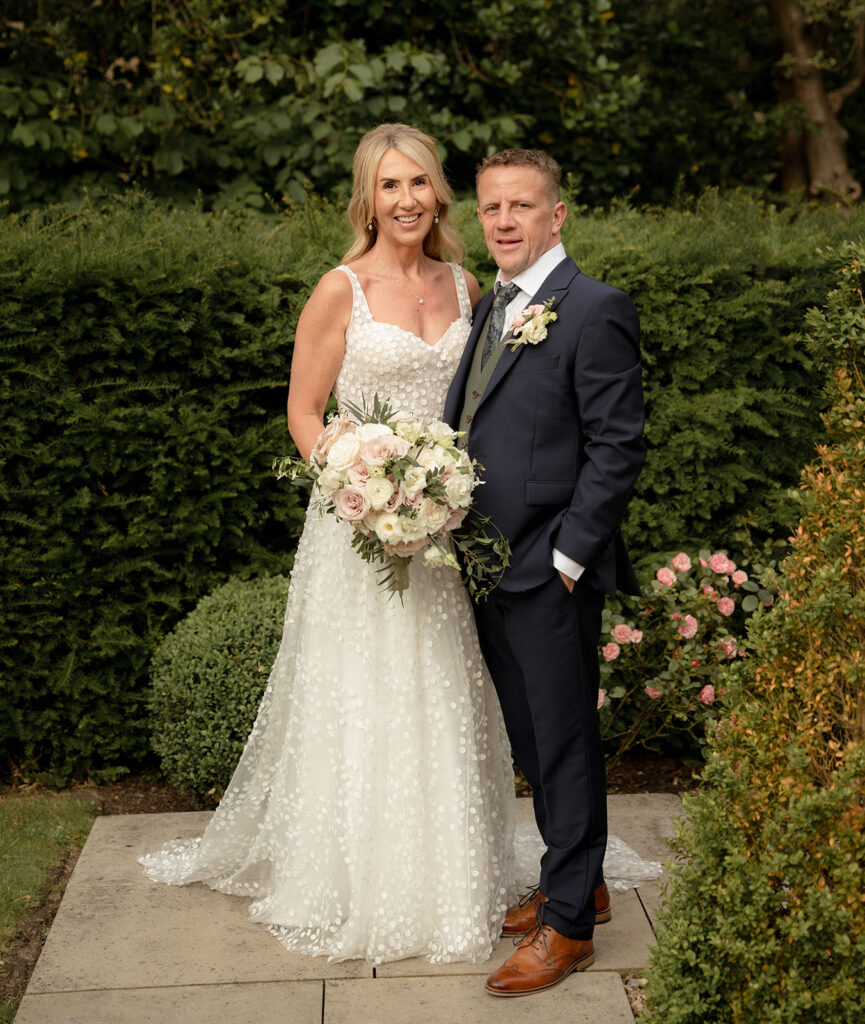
left=0, top=192, right=319, bottom=783
left=148, top=574, right=288, bottom=805
left=647, top=247, right=865, bottom=1024
left=6, top=0, right=857, bottom=209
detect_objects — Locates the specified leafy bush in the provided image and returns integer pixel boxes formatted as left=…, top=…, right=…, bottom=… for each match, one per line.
left=646, top=247, right=865, bottom=1024
left=599, top=544, right=780, bottom=765
left=148, top=574, right=288, bottom=805
left=2, top=190, right=863, bottom=783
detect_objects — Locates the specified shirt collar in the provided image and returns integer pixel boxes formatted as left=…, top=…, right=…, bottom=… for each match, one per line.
left=495, top=243, right=567, bottom=299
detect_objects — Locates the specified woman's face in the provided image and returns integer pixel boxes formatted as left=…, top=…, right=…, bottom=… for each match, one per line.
left=372, top=149, right=437, bottom=248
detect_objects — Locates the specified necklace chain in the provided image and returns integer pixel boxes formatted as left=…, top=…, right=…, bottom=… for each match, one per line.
left=374, top=254, right=427, bottom=305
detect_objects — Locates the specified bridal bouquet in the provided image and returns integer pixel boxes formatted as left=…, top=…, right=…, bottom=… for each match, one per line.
left=274, top=396, right=510, bottom=600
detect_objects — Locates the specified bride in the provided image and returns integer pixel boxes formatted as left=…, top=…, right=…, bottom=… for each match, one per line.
left=140, top=123, right=517, bottom=964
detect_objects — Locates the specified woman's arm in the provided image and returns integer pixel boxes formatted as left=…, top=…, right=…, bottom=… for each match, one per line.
left=286, top=271, right=352, bottom=461
left=463, top=268, right=482, bottom=308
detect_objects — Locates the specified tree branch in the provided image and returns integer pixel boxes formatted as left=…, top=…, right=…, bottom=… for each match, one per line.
left=829, top=22, right=865, bottom=112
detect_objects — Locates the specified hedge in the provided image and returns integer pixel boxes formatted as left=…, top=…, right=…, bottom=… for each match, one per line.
left=2, top=190, right=864, bottom=782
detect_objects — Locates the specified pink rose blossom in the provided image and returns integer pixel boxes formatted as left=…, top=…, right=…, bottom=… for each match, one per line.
left=672, top=612, right=680, bottom=620
left=444, top=507, right=467, bottom=532
left=401, top=490, right=423, bottom=508
left=691, top=659, right=699, bottom=667
left=677, top=614, right=698, bottom=639
left=526, top=304, right=545, bottom=316
left=384, top=484, right=403, bottom=512
left=719, top=636, right=738, bottom=658
left=347, top=460, right=371, bottom=487
left=671, top=552, right=692, bottom=573
left=656, top=567, right=676, bottom=587
left=699, top=684, right=716, bottom=706
left=611, top=623, right=634, bottom=644
left=387, top=537, right=428, bottom=557
left=702, top=585, right=716, bottom=597
left=511, top=312, right=526, bottom=330
left=629, top=629, right=643, bottom=643
left=597, top=689, right=606, bottom=710
left=731, top=570, right=748, bottom=586
left=602, top=642, right=621, bottom=662
left=710, top=551, right=736, bottom=574
left=311, top=414, right=353, bottom=463
left=645, top=686, right=663, bottom=700
left=332, top=485, right=370, bottom=522
left=717, top=597, right=735, bottom=616
left=700, top=558, right=707, bottom=567
left=360, top=434, right=411, bottom=466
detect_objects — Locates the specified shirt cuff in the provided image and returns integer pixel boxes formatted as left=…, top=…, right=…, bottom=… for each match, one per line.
left=553, top=549, right=585, bottom=583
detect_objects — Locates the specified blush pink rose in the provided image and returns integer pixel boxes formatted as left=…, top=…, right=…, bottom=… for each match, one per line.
left=671, top=552, right=692, bottom=573
left=525, top=303, right=545, bottom=316
left=719, top=636, right=738, bottom=657
left=731, top=570, right=748, bottom=586
left=645, top=686, right=663, bottom=700
left=347, top=460, right=371, bottom=487
left=629, top=629, right=643, bottom=643
left=511, top=312, right=526, bottom=330
left=717, top=597, right=735, bottom=616
left=656, top=567, right=676, bottom=587
left=444, top=507, right=468, bottom=531
left=699, top=684, right=716, bottom=706
left=602, top=642, right=621, bottom=662
left=611, top=623, right=634, bottom=644
left=677, top=614, right=698, bottom=639
left=597, top=689, right=606, bottom=710
left=312, top=414, right=353, bottom=463
left=331, top=485, right=370, bottom=522
left=360, top=434, right=411, bottom=466
left=387, top=538, right=428, bottom=557
left=710, top=551, right=736, bottom=574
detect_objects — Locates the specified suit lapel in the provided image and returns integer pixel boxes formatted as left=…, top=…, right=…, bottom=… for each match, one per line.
left=478, top=256, right=581, bottom=409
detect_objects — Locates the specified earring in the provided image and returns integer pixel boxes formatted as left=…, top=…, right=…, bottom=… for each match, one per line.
left=367, top=220, right=374, bottom=231
left=434, top=209, right=440, bottom=224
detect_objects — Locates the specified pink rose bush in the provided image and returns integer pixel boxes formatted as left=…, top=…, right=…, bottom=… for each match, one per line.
left=275, top=396, right=511, bottom=600
left=598, top=545, right=779, bottom=765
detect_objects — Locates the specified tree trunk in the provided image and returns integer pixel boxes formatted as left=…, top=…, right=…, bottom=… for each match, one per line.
left=768, top=0, right=862, bottom=204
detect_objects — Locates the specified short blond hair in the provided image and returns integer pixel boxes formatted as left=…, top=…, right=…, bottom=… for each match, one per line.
left=344, top=123, right=464, bottom=263
left=476, top=149, right=562, bottom=206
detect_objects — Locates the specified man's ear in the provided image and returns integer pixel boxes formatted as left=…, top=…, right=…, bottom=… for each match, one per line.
left=553, top=201, right=567, bottom=233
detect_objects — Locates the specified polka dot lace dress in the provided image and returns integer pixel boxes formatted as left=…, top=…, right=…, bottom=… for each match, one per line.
left=140, top=263, right=516, bottom=965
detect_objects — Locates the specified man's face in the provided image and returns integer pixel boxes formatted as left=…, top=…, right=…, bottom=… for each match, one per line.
left=477, top=165, right=567, bottom=280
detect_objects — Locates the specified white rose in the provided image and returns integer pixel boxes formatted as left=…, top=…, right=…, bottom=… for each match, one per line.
left=433, top=443, right=457, bottom=465
left=374, top=512, right=405, bottom=543
left=356, top=422, right=394, bottom=442
left=416, top=447, right=445, bottom=471
left=419, top=498, right=450, bottom=534
left=399, top=515, right=430, bottom=543
left=317, top=467, right=344, bottom=497
left=423, top=544, right=460, bottom=570
left=427, top=420, right=458, bottom=447
left=365, top=475, right=395, bottom=510
left=326, top=434, right=362, bottom=473
left=403, top=465, right=428, bottom=499
left=444, top=472, right=473, bottom=508
left=521, top=318, right=549, bottom=345
left=394, top=418, right=423, bottom=444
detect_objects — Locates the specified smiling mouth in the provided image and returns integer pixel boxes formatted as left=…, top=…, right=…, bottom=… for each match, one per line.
left=396, top=214, right=422, bottom=224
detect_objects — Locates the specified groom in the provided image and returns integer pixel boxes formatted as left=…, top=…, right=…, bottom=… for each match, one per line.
left=443, top=149, right=645, bottom=996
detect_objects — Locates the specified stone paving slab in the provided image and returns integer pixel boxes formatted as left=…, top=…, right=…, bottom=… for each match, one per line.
left=15, top=981, right=323, bottom=1024
left=323, top=974, right=635, bottom=1024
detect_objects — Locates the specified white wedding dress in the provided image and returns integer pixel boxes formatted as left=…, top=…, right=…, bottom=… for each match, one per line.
left=140, top=263, right=518, bottom=965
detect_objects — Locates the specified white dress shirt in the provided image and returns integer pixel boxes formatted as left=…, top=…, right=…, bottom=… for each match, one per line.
left=494, top=243, right=584, bottom=584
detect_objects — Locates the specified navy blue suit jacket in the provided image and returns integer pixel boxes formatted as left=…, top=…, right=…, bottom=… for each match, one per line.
left=443, top=256, right=645, bottom=594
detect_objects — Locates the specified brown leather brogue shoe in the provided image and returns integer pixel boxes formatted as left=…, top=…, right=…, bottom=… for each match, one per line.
left=486, top=924, right=594, bottom=996
left=501, top=881, right=612, bottom=935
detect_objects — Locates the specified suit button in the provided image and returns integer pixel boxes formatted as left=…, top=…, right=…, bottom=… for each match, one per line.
left=472, top=390, right=480, bottom=399
left=465, top=414, right=473, bottom=424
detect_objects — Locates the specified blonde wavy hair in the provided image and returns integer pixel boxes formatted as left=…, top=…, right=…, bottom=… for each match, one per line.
left=344, top=123, right=465, bottom=264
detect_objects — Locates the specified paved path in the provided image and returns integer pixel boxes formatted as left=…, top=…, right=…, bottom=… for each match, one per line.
left=15, top=794, right=681, bottom=1024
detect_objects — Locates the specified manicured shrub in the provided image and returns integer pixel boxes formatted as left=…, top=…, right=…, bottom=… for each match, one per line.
left=148, top=574, right=289, bottom=805
left=646, top=247, right=865, bottom=1024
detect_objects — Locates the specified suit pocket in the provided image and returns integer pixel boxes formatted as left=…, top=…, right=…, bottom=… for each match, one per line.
left=510, top=355, right=561, bottom=373
left=526, top=479, right=577, bottom=506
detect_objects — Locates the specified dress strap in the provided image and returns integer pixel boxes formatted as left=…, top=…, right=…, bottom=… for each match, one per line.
left=335, top=264, right=372, bottom=322
left=449, top=263, right=473, bottom=321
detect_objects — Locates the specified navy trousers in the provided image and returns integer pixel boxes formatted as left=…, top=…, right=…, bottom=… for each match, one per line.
left=473, top=575, right=606, bottom=940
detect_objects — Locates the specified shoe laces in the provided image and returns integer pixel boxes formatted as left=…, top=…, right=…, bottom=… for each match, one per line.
left=517, top=883, right=541, bottom=908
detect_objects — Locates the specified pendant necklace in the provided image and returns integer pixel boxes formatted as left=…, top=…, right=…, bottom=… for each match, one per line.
left=374, top=254, right=428, bottom=306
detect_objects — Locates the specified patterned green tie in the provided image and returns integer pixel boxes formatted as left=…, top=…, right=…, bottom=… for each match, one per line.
left=481, top=282, right=520, bottom=369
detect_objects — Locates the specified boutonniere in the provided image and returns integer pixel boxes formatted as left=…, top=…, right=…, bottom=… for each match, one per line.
left=509, top=297, right=557, bottom=351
